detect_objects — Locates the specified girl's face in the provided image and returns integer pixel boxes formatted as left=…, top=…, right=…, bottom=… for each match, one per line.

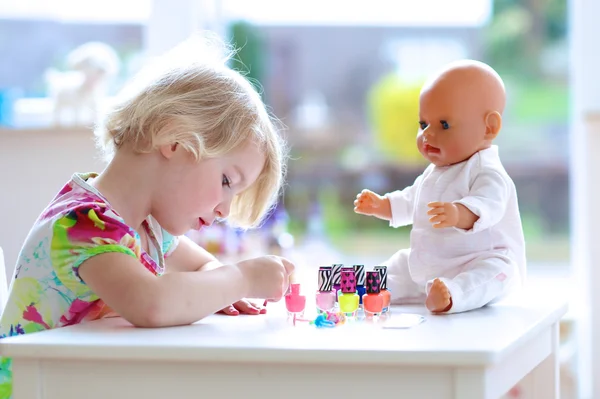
left=152, top=140, right=266, bottom=236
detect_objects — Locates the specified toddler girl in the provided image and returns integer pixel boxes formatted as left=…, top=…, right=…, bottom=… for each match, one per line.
left=0, top=34, right=294, bottom=398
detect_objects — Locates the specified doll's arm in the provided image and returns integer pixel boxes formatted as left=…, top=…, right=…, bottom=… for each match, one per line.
left=354, top=190, right=393, bottom=221
left=385, top=189, right=415, bottom=228
left=384, top=172, right=426, bottom=228
left=427, top=202, right=479, bottom=230
left=453, top=169, right=510, bottom=232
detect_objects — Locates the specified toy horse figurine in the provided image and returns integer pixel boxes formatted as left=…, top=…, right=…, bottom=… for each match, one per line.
left=45, top=42, right=120, bottom=127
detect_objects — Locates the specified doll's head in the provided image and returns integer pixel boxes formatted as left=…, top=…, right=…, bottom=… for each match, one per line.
left=416, top=59, right=505, bottom=166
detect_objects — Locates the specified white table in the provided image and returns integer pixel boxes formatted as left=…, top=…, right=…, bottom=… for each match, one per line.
left=0, top=293, right=567, bottom=399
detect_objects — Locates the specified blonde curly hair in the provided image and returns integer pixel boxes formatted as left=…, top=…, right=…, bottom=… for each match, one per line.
left=94, top=33, right=287, bottom=229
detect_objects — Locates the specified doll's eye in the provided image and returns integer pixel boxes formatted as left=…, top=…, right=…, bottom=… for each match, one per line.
left=440, top=120, right=450, bottom=129
left=419, top=121, right=428, bottom=130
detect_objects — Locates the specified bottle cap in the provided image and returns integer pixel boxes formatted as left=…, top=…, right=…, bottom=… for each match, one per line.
left=289, top=283, right=301, bottom=296
left=317, top=266, right=333, bottom=292
left=374, top=266, right=388, bottom=290
left=353, top=264, right=365, bottom=285
left=341, top=269, right=357, bottom=293
left=331, top=263, right=344, bottom=285
left=366, top=271, right=381, bottom=294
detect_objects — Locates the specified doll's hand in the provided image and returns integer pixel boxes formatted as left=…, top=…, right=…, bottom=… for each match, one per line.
left=354, top=189, right=392, bottom=221
left=427, top=202, right=459, bottom=228
left=219, top=299, right=266, bottom=316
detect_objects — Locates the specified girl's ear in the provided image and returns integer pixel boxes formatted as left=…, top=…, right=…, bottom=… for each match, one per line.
left=158, top=143, right=178, bottom=159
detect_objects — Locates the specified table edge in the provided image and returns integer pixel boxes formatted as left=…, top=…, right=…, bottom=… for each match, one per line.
left=0, top=301, right=568, bottom=367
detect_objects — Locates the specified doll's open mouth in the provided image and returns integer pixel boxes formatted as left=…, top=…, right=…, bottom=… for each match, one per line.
left=425, top=144, right=441, bottom=154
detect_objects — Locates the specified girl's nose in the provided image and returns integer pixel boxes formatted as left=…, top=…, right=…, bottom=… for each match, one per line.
left=214, top=202, right=231, bottom=219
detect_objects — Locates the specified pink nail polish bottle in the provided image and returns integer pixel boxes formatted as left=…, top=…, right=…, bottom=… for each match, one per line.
left=285, top=283, right=306, bottom=317
left=316, top=266, right=336, bottom=314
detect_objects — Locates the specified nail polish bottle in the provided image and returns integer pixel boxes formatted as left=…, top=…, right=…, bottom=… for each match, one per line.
left=338, top=269, right=359, bottom=317
left=331, top=263, right=343, bottom=302
left=285, top=283, right=306, bottom=316
left=337, top=266, right=355, bottom=300
left=353, top=264, right=366, bottom=308
left=316, top=266, right=336, bottom=314
left=363, top=271, right=384, bottom=316
left=374, top=266, right=391, bottom=314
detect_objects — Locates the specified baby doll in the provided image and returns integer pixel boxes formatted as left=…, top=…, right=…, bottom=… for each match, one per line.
left=354, top=59, right=526, bottom=314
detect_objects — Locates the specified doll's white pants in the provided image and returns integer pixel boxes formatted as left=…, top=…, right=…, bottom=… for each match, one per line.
left=383, top=248, right=521, bottom=313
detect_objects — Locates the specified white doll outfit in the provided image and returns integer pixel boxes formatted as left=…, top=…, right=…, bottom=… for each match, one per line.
left=383, top=145, right=526, bottom=313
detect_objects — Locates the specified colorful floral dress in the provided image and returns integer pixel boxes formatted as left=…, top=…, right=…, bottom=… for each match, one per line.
left=0, top=173, right=178, bottom=398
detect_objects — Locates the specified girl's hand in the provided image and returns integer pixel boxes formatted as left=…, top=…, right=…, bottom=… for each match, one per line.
left=236, top=255, right=295, bottom=301
left=219, top=299, right=267, bottom=316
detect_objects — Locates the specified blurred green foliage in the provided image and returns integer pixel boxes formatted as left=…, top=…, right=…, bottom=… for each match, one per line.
left=484, top=0, right=567, bottom=79
left=228, top=20, right=265, bottom=92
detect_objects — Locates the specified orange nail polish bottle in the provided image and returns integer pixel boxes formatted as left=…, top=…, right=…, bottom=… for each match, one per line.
left=363, top=271, right=383, bottom=316
left=374, top=266, right=391, bottom=313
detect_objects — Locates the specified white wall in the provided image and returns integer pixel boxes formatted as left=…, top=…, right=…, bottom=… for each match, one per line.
left=570, top=0, right=600, bottom=397
left=0, top=128, right=106, bottom=279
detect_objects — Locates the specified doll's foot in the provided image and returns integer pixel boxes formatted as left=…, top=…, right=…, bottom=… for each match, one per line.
left=426, top=278, right=452, bottom=313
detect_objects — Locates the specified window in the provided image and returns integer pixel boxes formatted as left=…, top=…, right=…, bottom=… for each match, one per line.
left=222, top=0, right=491, bottom=27
left=0, top=0, right=151, bottom=23
left=214, top=0, right=570, bottom=272
left=0, top=0, right=150, bottom=127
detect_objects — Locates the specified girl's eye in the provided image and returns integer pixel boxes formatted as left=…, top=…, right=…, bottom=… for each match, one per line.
left=222, top=174, right=231, bottom=188
left=440, top=120, right=450, bottom=130
left=419, top=121, right=428, bottom=130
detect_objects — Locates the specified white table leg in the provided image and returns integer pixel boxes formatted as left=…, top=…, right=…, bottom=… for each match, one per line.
left=11, top=359, right=41, bottom=399
left=520, top=322, right=560, bottom=399
left=454, top=368, right=487, bottom=399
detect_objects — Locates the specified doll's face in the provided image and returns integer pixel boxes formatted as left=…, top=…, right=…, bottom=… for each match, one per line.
left=415, top=61, right=505, bottom=167
left=416, top=82, right=489, bottom=167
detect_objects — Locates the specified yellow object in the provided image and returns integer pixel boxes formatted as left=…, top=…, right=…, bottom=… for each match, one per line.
left=339, top=292, right=359, bottom=313
left=367, top=73, right=426, bottom=166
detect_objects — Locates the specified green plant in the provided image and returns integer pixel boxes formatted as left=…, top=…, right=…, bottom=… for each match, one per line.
left=228, top=20, right=265, bottom=91
left=319, top=188, right=351, bottom=237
